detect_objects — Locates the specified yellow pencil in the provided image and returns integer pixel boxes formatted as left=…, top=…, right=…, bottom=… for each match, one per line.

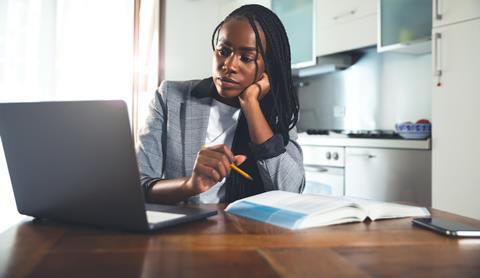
left=201, top=145, right=253, bottom=181
left=230, top=163, right=253, bottom=181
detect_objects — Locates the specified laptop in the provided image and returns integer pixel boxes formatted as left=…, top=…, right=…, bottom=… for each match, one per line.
left=0, top=100, right=217, bottom=232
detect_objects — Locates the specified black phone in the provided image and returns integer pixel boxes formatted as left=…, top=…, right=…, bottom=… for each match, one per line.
left=412, top=217, right=480, bottom=237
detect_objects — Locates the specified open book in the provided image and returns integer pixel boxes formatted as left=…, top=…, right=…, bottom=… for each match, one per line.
left=225, top=190, right=430, bottom=230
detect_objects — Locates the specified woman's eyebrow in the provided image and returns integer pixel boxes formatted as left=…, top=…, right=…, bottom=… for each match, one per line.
left=217, top=39, right=232, bottom=47
left=238, top=46, right=257, bottom=52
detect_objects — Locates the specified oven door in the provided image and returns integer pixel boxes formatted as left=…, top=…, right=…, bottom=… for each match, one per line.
left=302, top=164, right=344, bottom=197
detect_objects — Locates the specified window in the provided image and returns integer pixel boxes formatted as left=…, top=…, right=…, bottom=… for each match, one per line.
left=0, top=0, right=136, bottom=233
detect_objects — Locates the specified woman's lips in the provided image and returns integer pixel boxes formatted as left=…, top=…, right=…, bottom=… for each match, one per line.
left=217, top=77, right=238, bottom=88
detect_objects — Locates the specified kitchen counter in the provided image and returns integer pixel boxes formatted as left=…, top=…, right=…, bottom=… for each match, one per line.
left=297, top=133, right=431, bottom=150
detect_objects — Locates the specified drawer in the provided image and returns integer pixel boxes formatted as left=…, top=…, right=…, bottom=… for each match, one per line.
left=301, top=146, right=345, bottom=167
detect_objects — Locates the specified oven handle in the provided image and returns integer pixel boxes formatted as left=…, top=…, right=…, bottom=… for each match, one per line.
left=347, top=153, right=376, bottom=159
left=304, top=164, right=329, bottom=172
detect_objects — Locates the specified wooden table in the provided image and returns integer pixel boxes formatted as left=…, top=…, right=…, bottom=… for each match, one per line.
left=1, top=205, right=480, bottom=277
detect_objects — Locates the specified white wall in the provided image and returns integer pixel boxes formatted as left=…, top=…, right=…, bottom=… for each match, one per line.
left=164, top=0, right=271, bottom=81
left=0, top=0, right=134, bottom=233
left=379, top=52, right=432, bottom=127
left=164, top=0, right=222, bottom=81
left=218, top=0, right=271, bottom=18
left=297, top=48, right=432, bottom=131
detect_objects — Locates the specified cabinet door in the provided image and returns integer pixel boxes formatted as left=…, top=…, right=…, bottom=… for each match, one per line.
left=315, top=0, right=377, bottom=56
left=272, top=0, right=315, bottom=67
left=433, top=0, right=480, bottom=27
left=302, top=145, right=344, bottom=167
left=316, top=0, right=376, bottom=27
left=345, top=148, right=431, bottom=206
left=378, top=0, right=432, bottom=54
left=432, top=19, right=480, bottom=219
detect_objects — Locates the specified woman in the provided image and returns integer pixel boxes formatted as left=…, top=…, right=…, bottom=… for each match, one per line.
left=136, top=4, right=305, bottom=204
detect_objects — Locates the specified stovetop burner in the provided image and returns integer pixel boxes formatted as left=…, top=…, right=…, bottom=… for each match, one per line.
left=305, top=129, right=402, bottom=139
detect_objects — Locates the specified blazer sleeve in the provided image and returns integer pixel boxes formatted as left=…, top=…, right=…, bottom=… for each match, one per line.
left=135, top=81, right=168, bottom=193
left=250, top=127, right=306, bottom=193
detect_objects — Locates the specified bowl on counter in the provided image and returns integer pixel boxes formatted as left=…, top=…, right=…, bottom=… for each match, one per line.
left=395, top=123, right=431, bottom=139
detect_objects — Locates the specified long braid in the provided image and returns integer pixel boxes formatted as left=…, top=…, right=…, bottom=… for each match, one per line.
left=211, top=4, right=299, bottom=202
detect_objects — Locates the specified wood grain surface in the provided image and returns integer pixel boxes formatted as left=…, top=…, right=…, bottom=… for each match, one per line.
left=1, top=205, right=479, bottom=277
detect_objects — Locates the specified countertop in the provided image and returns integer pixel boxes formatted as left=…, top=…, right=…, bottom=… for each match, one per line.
left=297, top=133, right=431, bottom=150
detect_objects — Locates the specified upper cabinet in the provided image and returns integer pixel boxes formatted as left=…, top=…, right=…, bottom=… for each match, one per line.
left=272, top=0, right=315, bottom=68
left=433, top=0, right=480, bottom=27
left=378, top=0, right=432, bottom=54
left=315, top=0, right=377, bottom=56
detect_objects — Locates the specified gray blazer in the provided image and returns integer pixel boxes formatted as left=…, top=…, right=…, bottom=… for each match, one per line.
left=136, top=79, right=305, bottom=203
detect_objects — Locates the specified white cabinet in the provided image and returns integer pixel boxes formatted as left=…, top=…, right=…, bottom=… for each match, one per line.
left=432, top=18, right=480, bottom=219
left=378, top=0, right=432, bottom=54
left=272, top=0, right=315, bottom=67
left=315, top=0, right=377, bottom=56
left=433, top=0, right=480, bottom=27
left=302, top=145, right=344, bottom=167
left=301, top=145, right=345, bottom=197
left=345, top=147, right=431, bottom=206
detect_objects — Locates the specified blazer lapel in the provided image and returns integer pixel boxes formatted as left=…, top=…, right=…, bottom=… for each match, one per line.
left=182, top=78, right=216, bottom=176
left=183, top=97, right=211, bottom=176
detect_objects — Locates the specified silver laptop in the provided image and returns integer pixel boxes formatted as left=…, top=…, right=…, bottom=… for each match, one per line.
left=0, top=100, right=217, bottom=232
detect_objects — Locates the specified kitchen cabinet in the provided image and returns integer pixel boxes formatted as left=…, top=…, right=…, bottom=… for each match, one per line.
left=272, top=0, right=315, bottom=68
left=301, top=145, right=345, bottom=197
left=298, top=135, right=431, bottom=204
left=378, top=0, right=432, bottom=54
left=345, top=147, right=431, bottom=206
left=315, top=0, right=377, bottom=56
left=432, top=18, right=480, bottom=219
left=433, top=0, right=480, bottom=27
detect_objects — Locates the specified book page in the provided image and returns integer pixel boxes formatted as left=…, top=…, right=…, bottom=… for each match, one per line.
left=229, top=191, right=356, bottom=215
left=342, top=196, right=430, bottom=220
left=226, top=191, right=430, bottom=229
left=301, top=206, right=368, bottom=229
left=225, top=191, right=363, bottom=230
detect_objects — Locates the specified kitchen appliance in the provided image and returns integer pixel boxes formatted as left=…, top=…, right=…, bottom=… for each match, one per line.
left=301, top=145, right=344, bottom=196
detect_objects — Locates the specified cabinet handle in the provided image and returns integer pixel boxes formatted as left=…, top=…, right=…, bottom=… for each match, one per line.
left=434, top=33, right=442, bottom=77
left=435, top=0, right=443, bottom=20
left=333, top=9, right=356, bottom=20
left=304, top=164, right=328, bottom=172
left=348, top=154, right=375, bottom=159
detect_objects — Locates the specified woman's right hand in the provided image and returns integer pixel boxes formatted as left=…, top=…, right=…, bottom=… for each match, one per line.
left=183, top=144, right=246, bottom=195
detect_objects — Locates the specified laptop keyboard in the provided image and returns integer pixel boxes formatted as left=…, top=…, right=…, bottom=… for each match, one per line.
left=146, top=210, right=186, bottom=224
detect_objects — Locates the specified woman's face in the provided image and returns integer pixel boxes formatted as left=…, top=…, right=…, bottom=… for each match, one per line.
left=212, top=18, right=267, bottom=99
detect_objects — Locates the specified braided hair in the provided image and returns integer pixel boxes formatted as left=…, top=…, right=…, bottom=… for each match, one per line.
left=211, top=4, right=299, bottom=202
left=212, top=5, right=299, bottom=140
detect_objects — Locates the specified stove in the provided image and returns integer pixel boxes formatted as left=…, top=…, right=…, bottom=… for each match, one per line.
left=305, top=129, right=402, bottom=139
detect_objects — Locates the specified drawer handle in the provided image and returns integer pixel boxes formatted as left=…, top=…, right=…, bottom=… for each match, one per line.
left=348, top=153, right=376, bottom=159
left=333, top=9, right=356, bottom=20
left=304, top=164, right=328, bottom=172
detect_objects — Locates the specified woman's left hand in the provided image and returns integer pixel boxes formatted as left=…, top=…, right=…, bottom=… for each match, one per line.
left=239, top=72, right=270, bottom=103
